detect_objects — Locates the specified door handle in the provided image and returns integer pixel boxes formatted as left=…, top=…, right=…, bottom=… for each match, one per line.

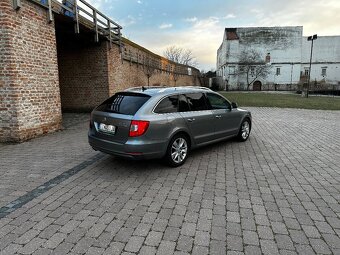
left=215, top=115, right=222, bottom=118
left=187, top=118, right=195, bottom=122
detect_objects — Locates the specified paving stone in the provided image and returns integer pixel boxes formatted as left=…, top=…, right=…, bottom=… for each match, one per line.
left=139, top=245, right=157, bottom=255
left=260, top=239, right=279, bottom=255
left=211, top=226, right=226, bottom=241
left=227, top=211, right=241, bottom=223
left=124, top=236, right=144, bottom=253
left=85, top=246, right=105, bottom=255
left=197, top=218, right=211, bottom=232
left=257, top=226, right=274, bottom=240
left=309, top=238, right=332, bottom=254
left=301, top=225, right=321, bottom=238
left=1, top=109, right=340, bottom=254
left=145, top=231, right=163, bottom=246
left=43, top=232, right=66, bottom=249
left=15, top=229, right=40, bottom=245
left=289, top=230, right=309, bottom=244
left=163, top=226, right=180, bottom=241
left=103, top=242, right=125, bottom=255
left=18, top=237, right=45, bottom=255
left=243, top=230, right=259, bottom=246
left=71, top=237, right=95, bottom=254
left=181, top=222, right=196, bottom=236
left=113, top=227, right=134, bottom=243
left=244, top=245, right=262, bottom=255
left=271, top=222, right=289, bottom=235
left=295, top=244, right=315, bottom=255
left=227, top=234, right=243, bottom=252
left=275, top=234, right=294, bottom=251
left=194, top=231, right=210, bottom=247
left=0, top=243, right=22, bottom=255
left=177, top=235, right=193, bottom=252
left=192, top=245, right=209, bottom=255
left=156, top=240, right=176, bottom=255
left=210, top=240, right=226, bottom=255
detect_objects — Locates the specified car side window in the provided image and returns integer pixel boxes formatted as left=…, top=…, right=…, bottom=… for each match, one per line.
left=179, top=94, right=190, bottom=112
left=206, top=93, right=231, bottom=110
left=185, top=93, right=208, bottom=111
left=154, top=95, right=178, bottom=113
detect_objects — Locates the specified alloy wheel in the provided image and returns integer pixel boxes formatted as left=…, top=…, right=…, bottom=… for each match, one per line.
left=171, top=138, right=188, bottom=164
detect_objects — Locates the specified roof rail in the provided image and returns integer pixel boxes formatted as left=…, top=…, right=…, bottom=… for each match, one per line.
left=124, top=85, right=167, bottom=91
left=184, top=86, right=212, bottom=91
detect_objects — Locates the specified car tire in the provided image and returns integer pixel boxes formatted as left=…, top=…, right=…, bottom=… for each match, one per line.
left=237, top=118, right=251, bottom=142
left=165, top=134, right=189, bottom=167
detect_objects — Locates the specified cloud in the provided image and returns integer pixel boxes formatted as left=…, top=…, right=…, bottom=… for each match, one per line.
left=159, top=23, right=173, bottom=29
left=223, top=13, right=236, bottom=19
left=140, top=17, right=224, bottom=70
left=248, top=0, right=340, bottom=36
left=118, top=15, right=136, bottom=27
left=86, top=0, right=116, bottom=9
left=185, top=17, right=198, bottom=23
left=137, top=0, right=142, bottom=4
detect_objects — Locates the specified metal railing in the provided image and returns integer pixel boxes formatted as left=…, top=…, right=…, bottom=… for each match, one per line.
left=17, top=0, right=122, bottom=47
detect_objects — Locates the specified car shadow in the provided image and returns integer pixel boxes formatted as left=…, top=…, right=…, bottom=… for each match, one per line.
left=97, top=136, right=244, bottom=175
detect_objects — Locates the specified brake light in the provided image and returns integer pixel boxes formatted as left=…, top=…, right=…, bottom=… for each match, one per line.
left=129, top=120, right=150, bottom=137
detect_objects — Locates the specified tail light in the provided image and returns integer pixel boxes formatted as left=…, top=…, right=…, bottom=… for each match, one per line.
left=129, top=120, right=149, bottom=137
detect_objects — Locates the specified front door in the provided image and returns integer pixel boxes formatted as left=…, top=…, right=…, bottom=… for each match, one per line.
left=253, top=81, right=262, bottom=91
left=206, top=93, right=241, bottom=138
left=179, top=93, right=215, bottom=145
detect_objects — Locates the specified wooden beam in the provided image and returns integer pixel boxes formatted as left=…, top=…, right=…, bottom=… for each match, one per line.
left=47, top=0, right=53, bottom=23
left=13, top=0, right=21, bottom=10
left=74, top=0, right=79, bottom=33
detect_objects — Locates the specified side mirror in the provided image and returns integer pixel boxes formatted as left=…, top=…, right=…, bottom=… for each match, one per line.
left=231, top=102, right=238, bottom=108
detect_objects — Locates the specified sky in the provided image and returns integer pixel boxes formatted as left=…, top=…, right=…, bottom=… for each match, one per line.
left=86, top=0, right=340, bottom=71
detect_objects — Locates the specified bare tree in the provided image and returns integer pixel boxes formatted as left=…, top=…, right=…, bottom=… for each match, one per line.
left=238, top=48, right=272, bottom=90
left=164, top=46, right=198, bottom=67
left=143, top=56, right=158, bottom=86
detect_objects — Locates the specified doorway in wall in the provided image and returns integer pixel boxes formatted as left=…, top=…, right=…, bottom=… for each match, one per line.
left=253, top=81, right=262, bottom=91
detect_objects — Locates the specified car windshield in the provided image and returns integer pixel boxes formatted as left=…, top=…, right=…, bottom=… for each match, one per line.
left=96, top=92, right=151, bottom=115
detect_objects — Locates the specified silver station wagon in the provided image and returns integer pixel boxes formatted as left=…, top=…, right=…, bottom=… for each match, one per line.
left=88, top=86, right=251, bottom=167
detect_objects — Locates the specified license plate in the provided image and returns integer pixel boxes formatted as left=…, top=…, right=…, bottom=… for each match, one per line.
left=98, top=123, right=116, bottom=134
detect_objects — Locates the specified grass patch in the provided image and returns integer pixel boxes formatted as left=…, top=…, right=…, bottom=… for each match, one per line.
left=220, top=92, right=340, bottom=110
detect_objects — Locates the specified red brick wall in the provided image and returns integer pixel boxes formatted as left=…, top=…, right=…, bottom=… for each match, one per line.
left=0, top=0, right=62, bottom=142
left=58, top=39, right=201, bottom=111
left=58, top=41, right=110, bottom=112
left=108, top=42, right=201, bottom=95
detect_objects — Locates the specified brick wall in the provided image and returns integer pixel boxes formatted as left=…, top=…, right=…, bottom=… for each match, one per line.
left=0, top=0, right=62, bottom=142
left=57, top=39, right=110, bottom=112
left=108, top=40, right=201, bottom=95
left=58, top=37, right=201, bottom=111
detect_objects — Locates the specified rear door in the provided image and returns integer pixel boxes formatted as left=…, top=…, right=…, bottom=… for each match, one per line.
left=90, top=92, right=150, bottom=143
left=179, top=93, right=214, bottom=145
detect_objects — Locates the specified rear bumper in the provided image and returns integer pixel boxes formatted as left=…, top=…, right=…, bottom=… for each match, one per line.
left=88, top=133, right=167, bottom=160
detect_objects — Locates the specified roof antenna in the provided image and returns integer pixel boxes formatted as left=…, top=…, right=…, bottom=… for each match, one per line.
left=142, top=86, right=146, bottom=91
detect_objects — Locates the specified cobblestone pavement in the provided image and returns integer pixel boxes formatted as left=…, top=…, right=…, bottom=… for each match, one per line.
left=0, top=108, right=340, bottom=255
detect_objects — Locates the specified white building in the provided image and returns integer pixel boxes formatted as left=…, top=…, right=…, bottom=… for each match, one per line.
left=216, top=26, right=340, bottom=90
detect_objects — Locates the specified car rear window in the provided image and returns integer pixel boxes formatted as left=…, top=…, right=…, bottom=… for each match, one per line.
left=96, top=92, right=151, bottom=115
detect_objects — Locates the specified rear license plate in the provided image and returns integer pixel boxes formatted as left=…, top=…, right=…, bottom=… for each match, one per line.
left=98, top=123, right=116, bottom=134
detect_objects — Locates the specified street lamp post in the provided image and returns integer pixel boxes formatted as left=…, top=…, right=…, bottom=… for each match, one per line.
left=306, top=34, right=317, bottom=98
